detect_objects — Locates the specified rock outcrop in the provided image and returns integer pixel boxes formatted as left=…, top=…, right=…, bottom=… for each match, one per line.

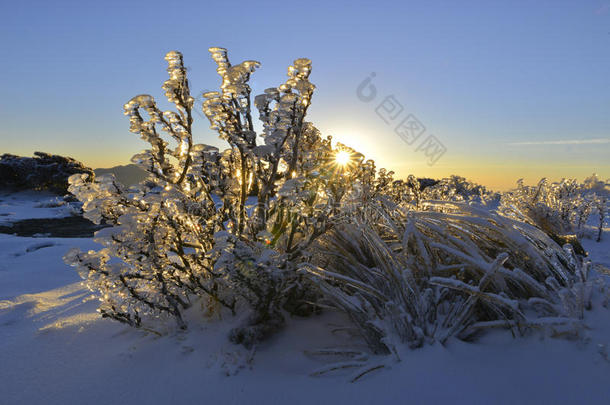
left=0, top=152, right=94, bottom=194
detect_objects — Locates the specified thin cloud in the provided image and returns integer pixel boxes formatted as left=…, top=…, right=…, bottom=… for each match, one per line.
left=508, top=138, right=610, bottom=146
left=595, top=4, right=610, bottom=15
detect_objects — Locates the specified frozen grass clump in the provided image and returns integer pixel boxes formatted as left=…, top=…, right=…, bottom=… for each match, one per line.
left=302, top=200, right=591, bottom=355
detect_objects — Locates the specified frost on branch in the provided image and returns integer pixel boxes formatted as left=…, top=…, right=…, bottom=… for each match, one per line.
left=64, top=48, right=383, bottom=345
left=419, top=175, right=497, bottom=204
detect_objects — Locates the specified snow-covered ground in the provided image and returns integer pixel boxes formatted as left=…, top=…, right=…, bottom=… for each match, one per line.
left=0, top=191, right=78, bottom=225
left=1, top=193, right=609, bottom=404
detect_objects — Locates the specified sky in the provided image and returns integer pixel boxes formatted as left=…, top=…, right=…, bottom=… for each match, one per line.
left=1, top=0, right=609, bottom=190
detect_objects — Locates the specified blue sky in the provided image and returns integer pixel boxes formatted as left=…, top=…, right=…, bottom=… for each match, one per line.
left=1, top=0, right=609, bottom=189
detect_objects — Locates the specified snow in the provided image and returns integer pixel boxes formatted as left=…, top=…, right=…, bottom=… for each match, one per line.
left=1, top=193, right=609, bottom=404
left=0, top=190, right=78, bottom=225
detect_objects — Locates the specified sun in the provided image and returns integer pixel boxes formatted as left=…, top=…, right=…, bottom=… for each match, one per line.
left=335, top=150, right=352, bottom=166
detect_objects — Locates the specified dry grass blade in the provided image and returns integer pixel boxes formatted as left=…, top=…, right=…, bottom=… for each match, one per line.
left=350, top=364, right=386, bottom=383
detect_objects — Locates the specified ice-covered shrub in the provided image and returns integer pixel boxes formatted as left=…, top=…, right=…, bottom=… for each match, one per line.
left=500, top=178, right=590, bottom=238
left=592, top=195, right=607, bottom=242
left=583, top=173, right=610, bottom=197
left=64, top=48, right=385, bottom=345
left=500, top=176, right=609, bottom=243
left=583, top=174, right=609, bottom=242
left=419, top=175, right=497, bottom=204
left=301, top=199, right=590, bottom=355
left=380, top=175, right=497, bottom=213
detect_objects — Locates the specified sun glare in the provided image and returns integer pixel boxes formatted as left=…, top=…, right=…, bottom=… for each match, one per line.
left=335, top=150, right=351, bottom=166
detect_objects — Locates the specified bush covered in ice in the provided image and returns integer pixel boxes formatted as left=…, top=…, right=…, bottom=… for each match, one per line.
left=420, top=175, right=498, bottom=204
left=500, top=176, right=608, bottom=242
left=64, top=48, right=384, bottom=345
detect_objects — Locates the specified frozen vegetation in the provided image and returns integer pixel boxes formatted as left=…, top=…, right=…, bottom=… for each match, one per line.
left=1, top=49, right=610, bottom=403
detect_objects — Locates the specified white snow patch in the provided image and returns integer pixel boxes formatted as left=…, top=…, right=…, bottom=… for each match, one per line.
left=0, top=190, right=79, bottom=225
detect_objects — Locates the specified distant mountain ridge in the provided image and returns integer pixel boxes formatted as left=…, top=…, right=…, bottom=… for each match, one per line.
left=94, top=164, right=148, bottom=186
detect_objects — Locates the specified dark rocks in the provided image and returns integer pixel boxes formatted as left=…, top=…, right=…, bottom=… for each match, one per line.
left=0, top=152, right=94, bottom=194
left=0, top=216, right=107, bottom=238
left=417, top=177, right=440, bottom=190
